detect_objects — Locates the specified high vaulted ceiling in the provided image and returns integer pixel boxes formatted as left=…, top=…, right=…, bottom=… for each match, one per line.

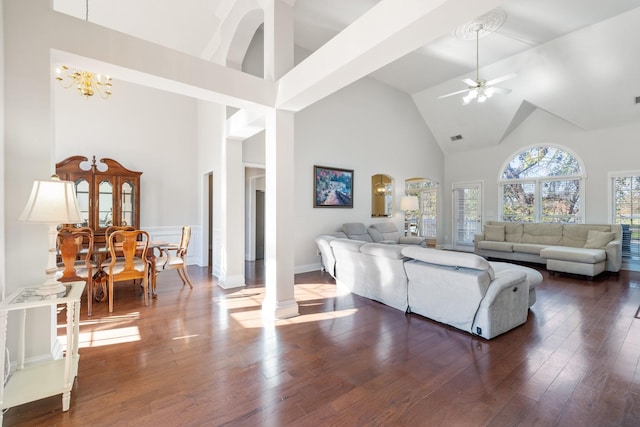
left=53, top=0, right=640, bottom=153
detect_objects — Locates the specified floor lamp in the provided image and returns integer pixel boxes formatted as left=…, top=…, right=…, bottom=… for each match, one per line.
left=19, top=175, right=82, bottom=295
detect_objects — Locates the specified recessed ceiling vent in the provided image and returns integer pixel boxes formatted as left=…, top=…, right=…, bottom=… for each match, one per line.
left=450, top=134, right=463, bottom=142
left=635, top=96, right=640, bottom=104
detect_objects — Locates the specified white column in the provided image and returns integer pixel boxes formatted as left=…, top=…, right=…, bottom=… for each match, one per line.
left=263, top=109, right=298, bottom=319
left=261, top=0, right=298, bottom=318
left=219, top=137, right=246, bottom=288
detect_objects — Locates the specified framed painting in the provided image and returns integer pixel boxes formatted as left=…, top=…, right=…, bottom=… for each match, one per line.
left=314, top=165, right=354, bottom=208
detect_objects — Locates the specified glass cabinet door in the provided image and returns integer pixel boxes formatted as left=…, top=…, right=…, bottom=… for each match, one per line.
left=74, top=178, right=90, bottom=227
left=98, top=179, right=114, bottom=228
left=121, top=181, right=135, bottom=227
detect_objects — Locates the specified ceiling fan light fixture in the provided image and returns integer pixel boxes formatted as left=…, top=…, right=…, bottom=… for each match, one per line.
left=462, top=90, right=477, bottom=105
left=439, top=9, right=514, bottom=105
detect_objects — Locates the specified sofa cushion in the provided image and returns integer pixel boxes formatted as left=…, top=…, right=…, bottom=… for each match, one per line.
left=511, top=243, right=548, bottom=255
left=503, top=222, right=524, bottom=243
left=477, top=241, right=513, bottom=252
left=360, top=242, right=405, bottom=259
left=402, top=247, right=494, bottom=278
left=367, top=222, right=402, bottom=244
left=540, top=246, right=606, bottom=264
left=521, top=223, right=563, bottom=245
left=342, top=222, right=373, bottom=242
left=485, top=225, right=505, bottom=242
left=583, top=229, right=615, bottom=249
left=329, top=238, right=367, bottom=253
left=562, top=224, right=612, bottom=247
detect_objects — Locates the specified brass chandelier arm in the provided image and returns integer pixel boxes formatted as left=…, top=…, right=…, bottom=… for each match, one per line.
left=55, top=66, right=112, bottom=99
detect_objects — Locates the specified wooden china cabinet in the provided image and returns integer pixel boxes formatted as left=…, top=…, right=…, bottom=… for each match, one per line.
left=56, top=156, right=142, bottom=246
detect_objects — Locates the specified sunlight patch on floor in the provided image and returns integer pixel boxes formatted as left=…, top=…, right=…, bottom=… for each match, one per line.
left=225, top=282, right=357, bottom=328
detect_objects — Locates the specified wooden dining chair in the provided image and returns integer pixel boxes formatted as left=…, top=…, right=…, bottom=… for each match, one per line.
left=154, top=226, right=193, bottom=294
left=103, top=229, right=150, bottom=313
left=57, top=227, right=95, bottom=315
left=104, top=225, right=135, bottom=249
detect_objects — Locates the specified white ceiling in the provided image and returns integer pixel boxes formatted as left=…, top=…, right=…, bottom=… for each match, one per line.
left=53, top=0, right=640, bottom=153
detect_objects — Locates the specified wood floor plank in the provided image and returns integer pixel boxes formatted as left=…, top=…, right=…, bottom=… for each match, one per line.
left=5, top=264, right=640, bottom=426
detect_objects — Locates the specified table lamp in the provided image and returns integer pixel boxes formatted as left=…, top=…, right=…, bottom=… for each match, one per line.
left=19, top=175, right=82, bottom=295
left=400, top=195, right=419, bottom=212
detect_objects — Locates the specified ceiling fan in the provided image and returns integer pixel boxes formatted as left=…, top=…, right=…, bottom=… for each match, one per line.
left=439, top=24, right=515, bottom=105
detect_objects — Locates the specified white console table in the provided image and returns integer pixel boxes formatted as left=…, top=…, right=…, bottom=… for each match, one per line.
left=0, top=281, right=84, bottom=424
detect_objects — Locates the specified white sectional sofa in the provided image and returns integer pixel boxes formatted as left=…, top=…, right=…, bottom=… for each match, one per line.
left=315, top=222, right=424, bottom=277
left=474, top=221, right=622, bottom=278
left=315, top=235, right=542, bottom=339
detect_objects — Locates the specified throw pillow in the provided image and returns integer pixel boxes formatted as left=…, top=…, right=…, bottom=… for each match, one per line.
left=484, top=225, right=505, bottom=242
left=584, top=229, right=615, bottom=249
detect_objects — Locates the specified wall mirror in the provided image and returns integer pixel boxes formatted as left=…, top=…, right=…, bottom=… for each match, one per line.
left=371, top=174, right=393, bottom=217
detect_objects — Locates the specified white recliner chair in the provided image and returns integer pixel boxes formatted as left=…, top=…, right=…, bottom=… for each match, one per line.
left=367, top=222, right=425, bottom=245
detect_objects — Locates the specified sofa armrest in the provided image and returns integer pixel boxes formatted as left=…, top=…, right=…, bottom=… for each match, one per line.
left=398, top=236, right=426, bottom=245
left=483, top=270, right=527, bottom=303
left=605, top=238, right=622, bottom=272
left=473, top=232, right=485, bottom=252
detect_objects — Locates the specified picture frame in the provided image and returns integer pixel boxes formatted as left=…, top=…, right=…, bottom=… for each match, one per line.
left=314, top=165, right=354, bottom=208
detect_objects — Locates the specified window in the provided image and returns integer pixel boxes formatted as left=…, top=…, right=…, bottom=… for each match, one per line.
left=610, top=173, right=640, bottom=259
left=500, top=146, right=584, bottom=223
left=452, top=182, right=481, bottom=248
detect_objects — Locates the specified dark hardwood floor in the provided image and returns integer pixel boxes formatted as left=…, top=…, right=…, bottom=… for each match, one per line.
left=5, top=262, right=640, bottom=426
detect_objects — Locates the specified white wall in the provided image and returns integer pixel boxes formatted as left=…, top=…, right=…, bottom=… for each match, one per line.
left=294, top=77, right=444, bottom=272
left=442, top=108, right=640, bottom=246
left=0, top=0, right=5, bottom=301
left=54, top=79, right=199, bottom=228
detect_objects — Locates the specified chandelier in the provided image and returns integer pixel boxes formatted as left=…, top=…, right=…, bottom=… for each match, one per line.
left=54, top=1, right=112, bottom=99
left=55, top=66, right=112, bottom=99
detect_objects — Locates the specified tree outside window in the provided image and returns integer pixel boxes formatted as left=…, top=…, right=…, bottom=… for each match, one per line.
left=500, top=146, right=583, bottom=223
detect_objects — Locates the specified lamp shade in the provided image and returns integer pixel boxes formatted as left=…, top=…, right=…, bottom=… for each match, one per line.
left=19, top=176, right=82, bottom=224
left=400, top=195, right=419, bottom=211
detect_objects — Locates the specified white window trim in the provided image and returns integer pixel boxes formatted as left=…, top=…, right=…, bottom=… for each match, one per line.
left=607, top=170, right=640, bottom=224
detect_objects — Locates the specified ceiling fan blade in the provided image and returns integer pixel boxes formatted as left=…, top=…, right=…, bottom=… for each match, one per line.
left=438, top=88, right=470, bottom=99
left=486, top=73, right=516, bottom=86
left=462, top=78, right=478, bottom=87
left=490, top=86, right=512, bottom=95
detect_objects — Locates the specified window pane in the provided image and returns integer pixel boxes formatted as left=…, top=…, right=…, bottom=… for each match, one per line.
left=540, top=179, right=581, bottom=223
left=455, top=187, right=479, bottom=245
left=502, top=146, right=581, bottom=180
left=613, top=175, right=640, bottom=258
left=502, top=182, right=535, bottom=222
left=420, top=189, right=437, bottom=238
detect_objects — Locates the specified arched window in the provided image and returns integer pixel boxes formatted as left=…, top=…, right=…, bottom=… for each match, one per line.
left=499, top=146, right=584, bottom=223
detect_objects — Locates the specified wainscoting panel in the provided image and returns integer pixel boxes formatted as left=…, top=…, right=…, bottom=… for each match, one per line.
left=144, top=225, right=201, bottom=266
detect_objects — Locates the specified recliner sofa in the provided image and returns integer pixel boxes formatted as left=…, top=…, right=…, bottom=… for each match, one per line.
left=316, top=222, right=425, bottom=277
left=315, top=234, right=541, bottom=339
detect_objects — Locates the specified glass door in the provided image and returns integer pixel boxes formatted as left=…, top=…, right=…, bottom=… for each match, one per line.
left=453, top=182, right=482, bottom=250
